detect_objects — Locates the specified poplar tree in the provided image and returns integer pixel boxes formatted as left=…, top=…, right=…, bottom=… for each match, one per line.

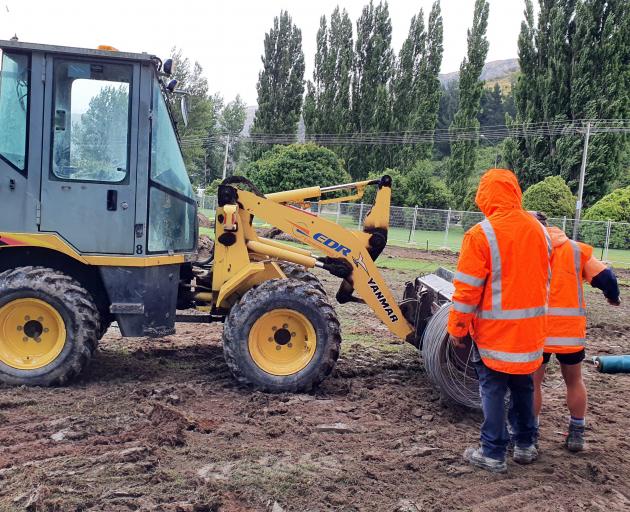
left=564, top=0, right=629, bottom=204
left=446, top=0, right=490, bottom=205
left=506, top=0, right=629, bottom=205
left=303, top=6, right=353, bottom=163
left=349, top=0, right=395, bottom=179
left=392, top=1, right=444, bottom=168
left=250, top=10, right=305, bottom=160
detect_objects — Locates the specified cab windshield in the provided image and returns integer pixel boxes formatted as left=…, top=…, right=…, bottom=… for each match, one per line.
left=147, top=79, right=196, bottom=253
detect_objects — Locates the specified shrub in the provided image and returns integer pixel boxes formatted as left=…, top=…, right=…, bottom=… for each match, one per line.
left=361, top=169, right=408, bottom=206
left=522, top=176, right=575, bottom=217
left=405, top=161, right=453, bottom=209
left=582, top=187, right=630, bottom=249
left=245, top=143, right=351, bottom=194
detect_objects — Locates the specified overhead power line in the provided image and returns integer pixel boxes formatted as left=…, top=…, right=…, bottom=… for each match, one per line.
left=179, top=119, right=630, bottom=147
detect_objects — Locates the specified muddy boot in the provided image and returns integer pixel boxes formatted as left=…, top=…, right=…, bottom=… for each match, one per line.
left=565, top=423, right=585, bottom=452
left=463, top=446, right=507, bottom=473
left=513, top=444, right=538, bottom=464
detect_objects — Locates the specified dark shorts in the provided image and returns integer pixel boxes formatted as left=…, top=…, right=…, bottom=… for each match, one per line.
left=543, top=349, right=585, bottom=366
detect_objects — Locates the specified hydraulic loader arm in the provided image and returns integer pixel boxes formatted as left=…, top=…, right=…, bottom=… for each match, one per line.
left=221, top=177, right=415, bottom=342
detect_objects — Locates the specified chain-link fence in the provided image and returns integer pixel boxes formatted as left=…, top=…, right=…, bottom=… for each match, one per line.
left=196, top=195, right=630, bottom=267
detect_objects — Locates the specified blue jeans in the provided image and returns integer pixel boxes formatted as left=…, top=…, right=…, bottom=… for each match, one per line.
left=474, top=359, right=537, bottom=460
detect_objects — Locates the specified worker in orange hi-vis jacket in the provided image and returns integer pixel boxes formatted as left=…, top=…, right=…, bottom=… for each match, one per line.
left=530, top=212, right=620, bottom=453
left=447, top=169, right=551, bottom=473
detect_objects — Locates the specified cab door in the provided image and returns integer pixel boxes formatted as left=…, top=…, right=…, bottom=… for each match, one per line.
left=40, top=56, right=139, bottom=254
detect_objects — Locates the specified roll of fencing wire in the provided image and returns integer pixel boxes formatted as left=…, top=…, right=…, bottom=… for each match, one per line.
left=421, top=303, right=481, bottom=410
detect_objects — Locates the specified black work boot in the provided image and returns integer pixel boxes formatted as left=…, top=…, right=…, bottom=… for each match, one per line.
left=565, top=423, right=585, bottom=452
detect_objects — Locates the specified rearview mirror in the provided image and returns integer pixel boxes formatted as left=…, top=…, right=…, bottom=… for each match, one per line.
left=180, top=95, right=189, bottom=127
left=162, top=58, right=174, bottom=76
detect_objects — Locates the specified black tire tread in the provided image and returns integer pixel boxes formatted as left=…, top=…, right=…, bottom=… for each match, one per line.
left=0, top=266, right=99, bottom=386
left=223, top=279, right=341, bottom=392
left=278, top=262, right=327, bottom=296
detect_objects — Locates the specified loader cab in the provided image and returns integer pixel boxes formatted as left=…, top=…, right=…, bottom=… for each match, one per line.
left=0, top=40, right=197, bottom=257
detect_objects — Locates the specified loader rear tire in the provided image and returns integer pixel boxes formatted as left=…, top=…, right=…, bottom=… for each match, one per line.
left=278, top=262, right=327, bottom=296
left=0, top=266, right=99, bottom=386
left=223, top=279, right=341, bottom=392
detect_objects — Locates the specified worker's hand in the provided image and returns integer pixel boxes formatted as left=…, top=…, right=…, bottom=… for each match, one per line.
left=607, top=297, right=621, bottom=306
left=449, top=335, right=466, bottom=349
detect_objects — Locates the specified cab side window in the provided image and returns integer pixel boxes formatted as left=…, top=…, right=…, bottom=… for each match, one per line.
left=51, top=60, right=131, bottom=183
left=0, top=51, right=29, bottom=172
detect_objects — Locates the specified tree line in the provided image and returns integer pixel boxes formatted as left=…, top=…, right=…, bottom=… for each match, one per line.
left=164, top=0, right=628, bottom=212
left=248, top=0, right=629, bottom=208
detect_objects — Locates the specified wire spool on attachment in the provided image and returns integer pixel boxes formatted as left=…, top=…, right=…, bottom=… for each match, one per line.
left=421, top=303, right=481, bottom=409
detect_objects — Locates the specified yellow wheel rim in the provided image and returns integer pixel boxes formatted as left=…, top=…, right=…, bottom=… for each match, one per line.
left=0, top=298, right=66, bottom=370
left=248, top=309, right=317, bottom=376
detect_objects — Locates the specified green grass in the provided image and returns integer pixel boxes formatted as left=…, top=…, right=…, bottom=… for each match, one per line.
left=376, top=257, right=453, bottom=273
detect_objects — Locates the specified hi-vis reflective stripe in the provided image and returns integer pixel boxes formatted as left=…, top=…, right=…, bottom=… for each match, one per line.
left=478, top=347, right=543, bottom=363
left=453, top=301, right=477, bottom=313
left=477, top=306, right=546, bottom=320
left=542, top=224, right=552, bottom=299
left=480, top=220, right=502, bottom=309
left=569, top=240, right=584, bottom=310
left=477, top=219, right=548, bottom=321
left=548, top=307, right=586, bottom=317
left=454, top=271, right=485, bottom=287
left=545, top=336, right=585, bottom=346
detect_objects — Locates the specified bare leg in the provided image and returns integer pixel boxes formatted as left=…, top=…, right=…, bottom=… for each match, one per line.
left=533, top=364, right=546, bottom=418
left=560, top=363, right=587, bottom=419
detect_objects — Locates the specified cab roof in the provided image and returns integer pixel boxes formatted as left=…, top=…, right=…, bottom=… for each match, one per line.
left=0, top=39, right=156, bottom=63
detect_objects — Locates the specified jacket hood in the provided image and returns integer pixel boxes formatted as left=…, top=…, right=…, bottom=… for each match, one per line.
left=475, top=169, right=523, bottom=216
left=547, top=226, right=569, bottom=248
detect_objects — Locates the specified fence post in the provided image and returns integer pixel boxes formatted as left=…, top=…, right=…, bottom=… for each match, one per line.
left=604, top=219, right=612, bottom=261
left=336, top=202, right=341, bottom=224
left=357, top=202, right=365, bottom=229
left=562, top=216, right=567, bottom=233
left=443, top=208, right=452, bottom=249
left=407, top=206, right=418, bottom=243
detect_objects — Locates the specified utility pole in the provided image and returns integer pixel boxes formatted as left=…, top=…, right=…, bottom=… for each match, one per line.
left=222, top=134, right=231, bottom=180
left=572, top=122, right=591, bottom=240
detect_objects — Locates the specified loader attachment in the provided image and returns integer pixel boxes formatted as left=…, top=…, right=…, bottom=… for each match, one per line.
left=400, top=267, right=455, bottom=348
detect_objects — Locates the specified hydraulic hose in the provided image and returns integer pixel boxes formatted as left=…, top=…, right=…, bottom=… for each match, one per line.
left=421, top=303, right=481, bottom=409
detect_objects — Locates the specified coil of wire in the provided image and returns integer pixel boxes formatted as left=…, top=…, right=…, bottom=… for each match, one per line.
left=421, top=303, right=481, bottom=409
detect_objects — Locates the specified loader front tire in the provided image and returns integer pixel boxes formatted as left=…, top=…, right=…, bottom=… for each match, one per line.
left=223, top=279, right=341, bottom=392
left=278, top=262, right=327, bottom=296
left=0, top=267, right=99, bottom=386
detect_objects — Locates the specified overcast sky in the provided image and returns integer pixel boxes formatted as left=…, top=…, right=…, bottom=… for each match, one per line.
left=2, top=0, right=530, bottom=105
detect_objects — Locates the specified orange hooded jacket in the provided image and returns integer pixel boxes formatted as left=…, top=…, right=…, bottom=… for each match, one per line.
left=447, top=169, right=551, bottom=374
left=545, top=226, right=606, bottom=354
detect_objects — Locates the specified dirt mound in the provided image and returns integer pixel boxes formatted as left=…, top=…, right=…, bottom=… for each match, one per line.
left=257, top=227, right=297, bottom=243
left=198, top=212, right=213, bottom=229
left=198, top=235, right=214, bottom=259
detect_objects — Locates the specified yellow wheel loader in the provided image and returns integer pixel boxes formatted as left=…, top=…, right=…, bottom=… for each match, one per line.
left=0, top=40, right=441, bottom=391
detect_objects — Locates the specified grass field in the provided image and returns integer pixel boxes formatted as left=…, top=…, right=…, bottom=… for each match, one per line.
left=200, top=208, right=630, bottom=268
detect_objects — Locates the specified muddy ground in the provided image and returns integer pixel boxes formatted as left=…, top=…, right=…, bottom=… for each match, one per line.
left=0, top=250, right=629, bottom=511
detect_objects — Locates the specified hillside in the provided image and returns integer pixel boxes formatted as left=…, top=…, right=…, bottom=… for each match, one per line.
left=438, top=58, right=519, bottom=85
